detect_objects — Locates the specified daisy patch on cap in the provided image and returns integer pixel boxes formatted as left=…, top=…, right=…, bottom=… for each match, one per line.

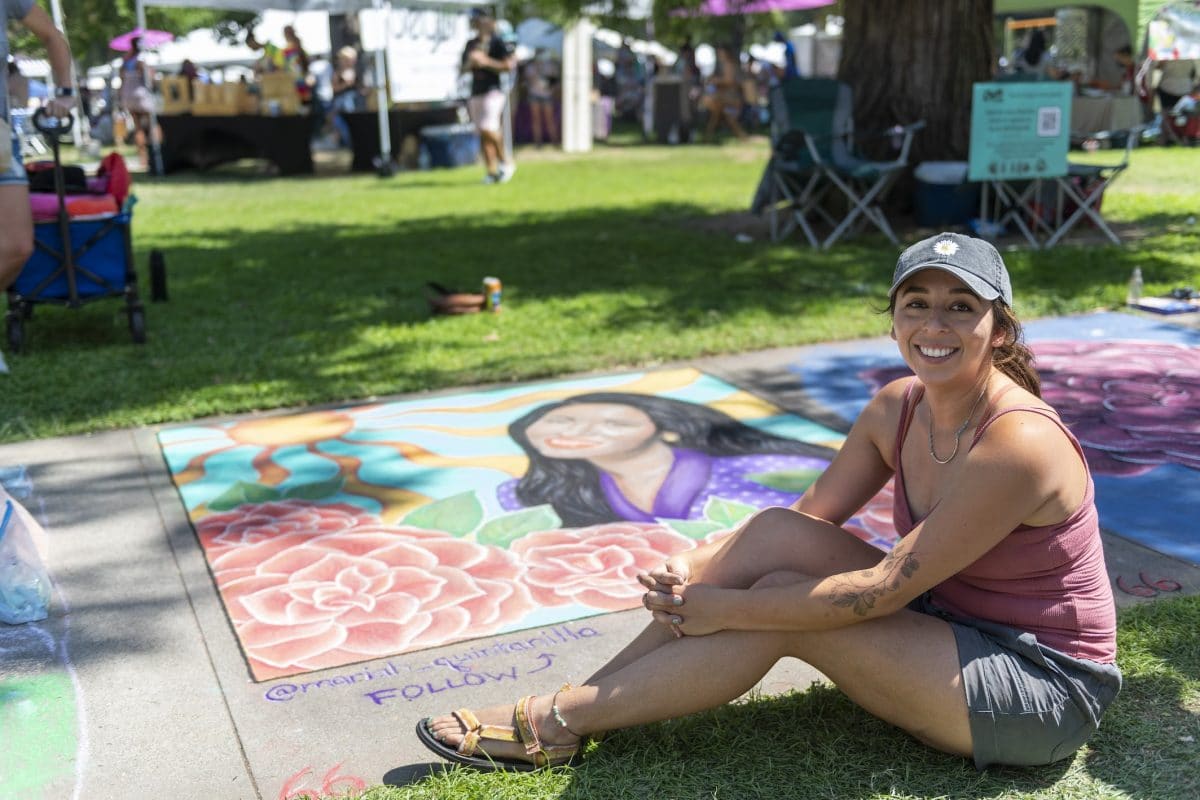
left=933, top=238, right=959, bottom=257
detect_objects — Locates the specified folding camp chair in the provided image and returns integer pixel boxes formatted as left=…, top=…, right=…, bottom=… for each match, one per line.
left=751, top=79, right=847, bottom=246
left=753, top=78, right=924, bottom=249
left=815, top=88, right=924, bottom=249
left=1045, top=124, right=1143, bottom=247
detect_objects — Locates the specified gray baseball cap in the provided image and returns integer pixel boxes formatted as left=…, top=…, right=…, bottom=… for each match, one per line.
left=888, top=232, right=1013, bottom=306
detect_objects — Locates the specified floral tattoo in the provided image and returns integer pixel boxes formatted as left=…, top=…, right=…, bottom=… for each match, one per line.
left=829, top=548, right=920, bottom=617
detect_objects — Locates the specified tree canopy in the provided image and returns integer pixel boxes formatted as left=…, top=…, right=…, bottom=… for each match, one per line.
left=10, top=1, right=255, bottom=67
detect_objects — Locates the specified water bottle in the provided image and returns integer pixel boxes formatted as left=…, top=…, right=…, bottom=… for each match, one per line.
left=1127, top=267, right=1143, bottom=306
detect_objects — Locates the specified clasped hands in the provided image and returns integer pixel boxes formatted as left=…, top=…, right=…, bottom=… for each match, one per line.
left=636, top=556, right=724, bottom=638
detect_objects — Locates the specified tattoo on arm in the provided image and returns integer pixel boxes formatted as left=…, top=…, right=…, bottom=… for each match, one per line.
left=829, top=548, right=920, bottom=617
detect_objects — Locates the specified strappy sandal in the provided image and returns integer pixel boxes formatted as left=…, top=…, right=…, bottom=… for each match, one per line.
left=416, top=695, right=582, bottom=772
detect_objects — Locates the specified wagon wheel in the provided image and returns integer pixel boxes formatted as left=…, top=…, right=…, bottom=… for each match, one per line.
left=128, top=306, right=146, bottom=344
left=6, top=312, right=25, bottom=354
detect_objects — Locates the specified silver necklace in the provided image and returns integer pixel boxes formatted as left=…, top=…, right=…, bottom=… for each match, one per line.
left=928, top=389, right=988, bottom=465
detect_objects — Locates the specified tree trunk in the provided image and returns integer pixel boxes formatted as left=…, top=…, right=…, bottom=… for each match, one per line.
left=840, top=0, right=994, bottom=163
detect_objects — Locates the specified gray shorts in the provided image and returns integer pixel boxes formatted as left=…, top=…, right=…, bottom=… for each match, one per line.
left=915, top=595, right=1122, bottom=769
left=1, top=135, right=27, bottom=186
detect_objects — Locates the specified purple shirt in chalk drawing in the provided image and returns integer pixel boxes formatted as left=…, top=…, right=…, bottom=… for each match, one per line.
left=497, top=448, right=829, bottom=522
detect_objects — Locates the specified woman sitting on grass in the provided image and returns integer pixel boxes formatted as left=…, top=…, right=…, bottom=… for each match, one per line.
left=417, top=232, right=1121, bottom=771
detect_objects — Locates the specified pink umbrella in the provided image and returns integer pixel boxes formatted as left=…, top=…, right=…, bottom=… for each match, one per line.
left=673, top=0, right=832, bottom=16
left=109, top=28, right=175, bottom=52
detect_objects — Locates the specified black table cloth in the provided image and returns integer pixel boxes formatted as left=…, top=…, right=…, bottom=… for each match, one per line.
left=343, top=105, right=463, bottom=172
left=158, top=114, right=314, bottom=176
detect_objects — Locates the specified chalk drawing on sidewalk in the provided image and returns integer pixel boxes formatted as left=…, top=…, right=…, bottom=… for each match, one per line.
left=278, top=762, right=365, bottom=800
left=158, top=368, right=875, bottom=681
left=0, top=467, right=89, bottom=800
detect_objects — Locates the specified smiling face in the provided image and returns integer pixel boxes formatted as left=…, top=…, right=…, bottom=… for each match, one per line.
left=891, top=269, right=1005, bottom=387
left=524, top=403, right=661, bottom=461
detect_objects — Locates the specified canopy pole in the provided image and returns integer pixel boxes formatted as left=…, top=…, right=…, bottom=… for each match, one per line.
left=136, top=0, right=164, bottom=175
left=498, top=1, right=513, bottom=164
left=561, top=18, right=593, bottom=153
left=372, top=0, right=394, bottom=177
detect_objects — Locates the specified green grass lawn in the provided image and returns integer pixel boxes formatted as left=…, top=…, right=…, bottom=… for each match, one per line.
left=3, top=138, right=1199, bottom=442
left=10, top=140, right=1198, bottom=799
left=351, top=595, right=1199, bottom=800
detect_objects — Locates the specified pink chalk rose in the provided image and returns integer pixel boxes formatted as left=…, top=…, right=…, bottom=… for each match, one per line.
left=510, top=522, right=696, bottom=611
left=200, top=504, right=534, bottom=679
left=1033, top=340, right=1200, bottom=476
left=197, top=499, right=376, bottom=555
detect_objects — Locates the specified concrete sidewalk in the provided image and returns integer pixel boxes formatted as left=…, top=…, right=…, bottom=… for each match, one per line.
left=3, top=344, right=1199, bottom=800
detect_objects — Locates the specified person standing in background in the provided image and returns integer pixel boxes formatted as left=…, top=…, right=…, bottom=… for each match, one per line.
left=774, top=30, right=800, bottom=80
left=119, top=37, right=157, bottom=169
left=329, top=46, right=362, bottom=148
left=701, top=45, right=747, bottom=142
left=1013, top=29, right=1053, bottom=78
left=247, top=24, right=312, bottom=106
left=462, top=7, right=516, bottom=184
left=1155, top=59, right=1196, bottom=112
left=2, top=0, right=73, bottom=290
left=523, top=49, right=558, bottom=148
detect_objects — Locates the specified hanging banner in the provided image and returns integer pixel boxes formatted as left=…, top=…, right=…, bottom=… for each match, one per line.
left=360, top=7, right=471, bottom=103
left=968, top=81, right=1072, bottom=182
left=1145, top=3, right=1200, bottom=61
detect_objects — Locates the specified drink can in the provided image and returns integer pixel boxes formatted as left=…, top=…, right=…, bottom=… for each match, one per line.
left=482, top=276, right=502, bottom=312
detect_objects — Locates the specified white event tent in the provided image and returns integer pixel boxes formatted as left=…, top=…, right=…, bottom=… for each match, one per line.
left=134, top=0, right=480, bottom=172
left=131, top=0, right=599, bottom=172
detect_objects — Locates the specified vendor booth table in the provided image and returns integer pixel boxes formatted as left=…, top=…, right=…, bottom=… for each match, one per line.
left=1072, top=93, right=1141, bottom=136
left=969, top=81, right=1072, bottom=249
left=158, top=114, right=314, bottom=176
left=343, top=104, right=462, bottom=172
left=969, top=81, right=1137, bottom=249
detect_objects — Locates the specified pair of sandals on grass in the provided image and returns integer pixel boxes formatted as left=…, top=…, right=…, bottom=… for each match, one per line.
left=416, top=685, right=590, bottom=771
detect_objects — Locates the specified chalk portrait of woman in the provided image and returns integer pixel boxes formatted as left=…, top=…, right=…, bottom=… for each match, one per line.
left=496, top=392, right=833, bottom=526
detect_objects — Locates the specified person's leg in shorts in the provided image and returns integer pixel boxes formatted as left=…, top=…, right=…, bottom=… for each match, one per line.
left=0, top=136, right=33, bottom=289
left=469, top=90, right=513, bottom=183
left=916, top=597, right=1122, bottom=769
left=529, top=94, right=556, bottom=146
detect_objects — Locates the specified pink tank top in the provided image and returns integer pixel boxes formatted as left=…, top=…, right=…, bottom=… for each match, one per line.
left=892, top=381, right=1117, bottom=663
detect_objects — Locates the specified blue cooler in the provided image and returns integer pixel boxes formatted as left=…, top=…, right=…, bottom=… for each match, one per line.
left=419, top=124, right=479, bottom=169
left=914, top=162, right=980, bottom=227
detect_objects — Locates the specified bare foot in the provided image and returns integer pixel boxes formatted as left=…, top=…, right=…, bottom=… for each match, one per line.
left=425, top=694, right=580, bottom=765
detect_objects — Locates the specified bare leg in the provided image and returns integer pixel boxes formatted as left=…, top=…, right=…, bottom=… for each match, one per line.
left=132, top=114, right=151, bottom=169
left=703, top=98, right=720, bottom=141
left=479, top=129, right=502, bottom=175
left=0, top=184, right=34, bottom=289
left=530, top=104, right=544, bottom=145
left=545, top=105, right=558, bottom=144
left=725, top=109, right=748, bottom=140
left=588, top=507, right=881, bottom=683
left=424, top=510, right=974, bottom=764
left=427, top=598, right=971, bottom=762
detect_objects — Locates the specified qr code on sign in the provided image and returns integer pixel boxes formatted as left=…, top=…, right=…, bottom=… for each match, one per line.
left=1037, top=106, right=1062, bottom=137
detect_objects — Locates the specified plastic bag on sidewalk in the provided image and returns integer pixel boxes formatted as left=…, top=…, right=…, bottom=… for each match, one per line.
left=0, top=499, right=51, bottom=624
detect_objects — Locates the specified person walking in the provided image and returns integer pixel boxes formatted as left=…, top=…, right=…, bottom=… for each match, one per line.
left=462, top=8, right=516, bottom=183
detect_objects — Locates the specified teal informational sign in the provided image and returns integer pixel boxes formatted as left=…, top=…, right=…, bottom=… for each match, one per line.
left=968, top=82, right=1072, bottom=182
